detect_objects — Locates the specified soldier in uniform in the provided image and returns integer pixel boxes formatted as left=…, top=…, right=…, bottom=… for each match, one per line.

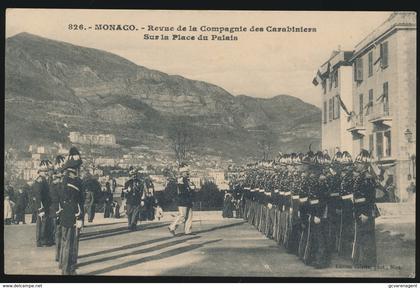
left=48, top=155, right=65, bottom=254
left=123, top=167, right=146, bottom=231
left=297, top=153, right=311, bottom=261
left=285, top=160, right=302, bottom=254
left=32, top=159, right=52, bottom=247
left=58, top=147, right=84, bottom=275
left=352, top=149, right=379, bottom=268
left=168, top=163, right=196, bottom=236
left=301, top=153, right=331, bottom=268
left=141, top=170, right=157, bottom=221
left=337, top=151, right=355, bottom=259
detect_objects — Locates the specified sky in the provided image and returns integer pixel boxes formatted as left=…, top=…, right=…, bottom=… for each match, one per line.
left=6, top=9, right=392, bottom=107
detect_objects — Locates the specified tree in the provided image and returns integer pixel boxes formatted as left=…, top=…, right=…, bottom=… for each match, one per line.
left=258, top=129, right=277, bottom=161
left=167, top=118, right=196, bottom=166
left=197, top=181, right=223, bottom=210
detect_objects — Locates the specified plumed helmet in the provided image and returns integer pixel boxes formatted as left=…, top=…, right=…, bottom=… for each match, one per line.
left=128, top=166, right=137, bottom=177
left=38, top=159, right=52, bottom=173
left=355, top=149, right=372, bottom=163
left=179, top=162, right=190, bottom=173
left=62, top=146, right=82, bottom=171
left=55, top=155, right=66, bottom=168
left=341, top=151, right=353, bottom=163
left=332, top=151, right=343, bottom=163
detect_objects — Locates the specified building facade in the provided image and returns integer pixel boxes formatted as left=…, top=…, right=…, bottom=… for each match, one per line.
left=69, top=131, right=117, bottom=146
left=313, top=12, right=416, bottom=202
left=314, top=50, right=354, bottom=156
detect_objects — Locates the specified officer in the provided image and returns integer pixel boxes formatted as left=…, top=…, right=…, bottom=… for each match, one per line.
left=168, top=163, right=196, bottom=236
left=33, top=159, right=52, bottom=247
left=58, top=147, right=84, bottom=275
left=123, top=167, right=146, bottom=231
left=140, top=170, right=157, bottom=221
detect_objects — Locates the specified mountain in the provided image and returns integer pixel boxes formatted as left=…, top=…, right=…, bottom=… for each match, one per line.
left=5, top=32, right=321, bottom=162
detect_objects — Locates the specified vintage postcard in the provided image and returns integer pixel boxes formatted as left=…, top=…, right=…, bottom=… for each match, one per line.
left=3, top=9, right=416, bottom=279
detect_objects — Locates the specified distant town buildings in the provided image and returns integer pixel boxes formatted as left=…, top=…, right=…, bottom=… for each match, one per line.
left=69, top=131, right=117, bottom=146
left=313, top=12, right=416, bottom=202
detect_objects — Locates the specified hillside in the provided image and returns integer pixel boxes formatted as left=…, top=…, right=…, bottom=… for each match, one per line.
left=5, top=32, right=321, bottom=162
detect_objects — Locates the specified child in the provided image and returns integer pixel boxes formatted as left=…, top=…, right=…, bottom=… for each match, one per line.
left=4, top=195, right=15, bottom=225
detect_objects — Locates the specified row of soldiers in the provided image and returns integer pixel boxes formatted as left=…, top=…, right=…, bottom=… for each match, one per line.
left=230, top=149, right=379, bottom=269
left=32, top=146, right=160, bottom=274
left=33, top=147, right=84, bottom=275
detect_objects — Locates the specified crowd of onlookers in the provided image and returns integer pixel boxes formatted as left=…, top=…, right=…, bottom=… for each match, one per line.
left=3, top=181, right=123, bottom=225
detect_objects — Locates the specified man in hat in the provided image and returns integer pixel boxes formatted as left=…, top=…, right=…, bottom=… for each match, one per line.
left=351, top=149, right=379, bottom=268
left=14, top=188, right=28, bottom=225
left=337, top=151, right=355, bottom=259
left=33, top=159, right=52, bottom=247
left=58, top=147, right=84, bottom=275
left=168, top=163, right=196, bottom=236
left=47, top=155, right=65, bottom=249
left=123, top=167, right=147, bottom=231
left=83, top=173, right=100, bottom=223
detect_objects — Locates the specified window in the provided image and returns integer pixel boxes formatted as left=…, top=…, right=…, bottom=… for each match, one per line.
left=384, top=130, right=391, bottom=157
left=359, top=93, right=364, bottom=115
left=359, top=93, right=364, bottom=125
left=380, top=41, right=389, bottom=68
left=376, top=132, right=384, bottom=158
left=367, top=89, right=373, bottom=115
left=383, top=82, right=389, bottom=115
left=323, top=101, right=327, bottom=124
left=328, top=77, right=332, bottom=91
left=328, top=98, right=333, bottom=121
left=355, top=57, right=363, bottom=81
left=333, top=95, right=340, bottom=119
left=368, top=51, right=373, bottom=77
left=333, top=70, right=338, bottom=88
left=322, top=79, right=326, bottom=94
left=369, top=134, right=374, bottom=155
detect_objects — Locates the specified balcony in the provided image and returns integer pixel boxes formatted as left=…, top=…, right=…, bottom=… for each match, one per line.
left=368, top=102, right=392, bottom=126
left=347, top=114, right=366, bottom=136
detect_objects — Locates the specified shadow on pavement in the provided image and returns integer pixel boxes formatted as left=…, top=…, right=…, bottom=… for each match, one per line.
left=195, top=220, right=246, bottom=234
left=80, top=222, right=169, bottom=242
left=77, top=235, right=201, bottom=268
left=85, top=239, right=222, bottom=275
left=79, top=221, right=245, bottom=259
left=84, top=221, right=127, bottom=228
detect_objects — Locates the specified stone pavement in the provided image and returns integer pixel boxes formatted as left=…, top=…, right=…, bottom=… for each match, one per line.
left=4, top=212, right=415, bottom=277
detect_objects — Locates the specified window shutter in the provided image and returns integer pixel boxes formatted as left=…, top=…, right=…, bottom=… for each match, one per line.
left=380, top=42, right=389, bottom=68
left=376, top=132, right=384, bottom=158
left=336, top=95, right=340, bottom=119
left=329, top=98, right=333, bottom=121
left=355, top=58, right=363, bottom=81
left=323, top=101, right=327, bottom=124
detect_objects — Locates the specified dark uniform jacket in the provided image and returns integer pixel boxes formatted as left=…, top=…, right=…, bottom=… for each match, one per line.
left=177, top=177, right=194, bottom=208
left=124, top=178, right=145, bottom=206
left=60, top=176, right=84, bottom=228
left=15, top=191, right=28, bottom=212
left=48, top=180, right=64, bottom=215
left=32, top=176, right=50, bottom=214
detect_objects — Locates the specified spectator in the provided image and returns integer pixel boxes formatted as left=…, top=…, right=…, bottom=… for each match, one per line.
left=103, top=186, right=113, bottom=218
left=14, top=188, right=28, bottom=224
left=4, top=195, right=15, bottom=225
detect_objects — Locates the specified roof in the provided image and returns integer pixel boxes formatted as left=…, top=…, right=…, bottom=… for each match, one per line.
left=352, top=12, right=416, bottom=59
